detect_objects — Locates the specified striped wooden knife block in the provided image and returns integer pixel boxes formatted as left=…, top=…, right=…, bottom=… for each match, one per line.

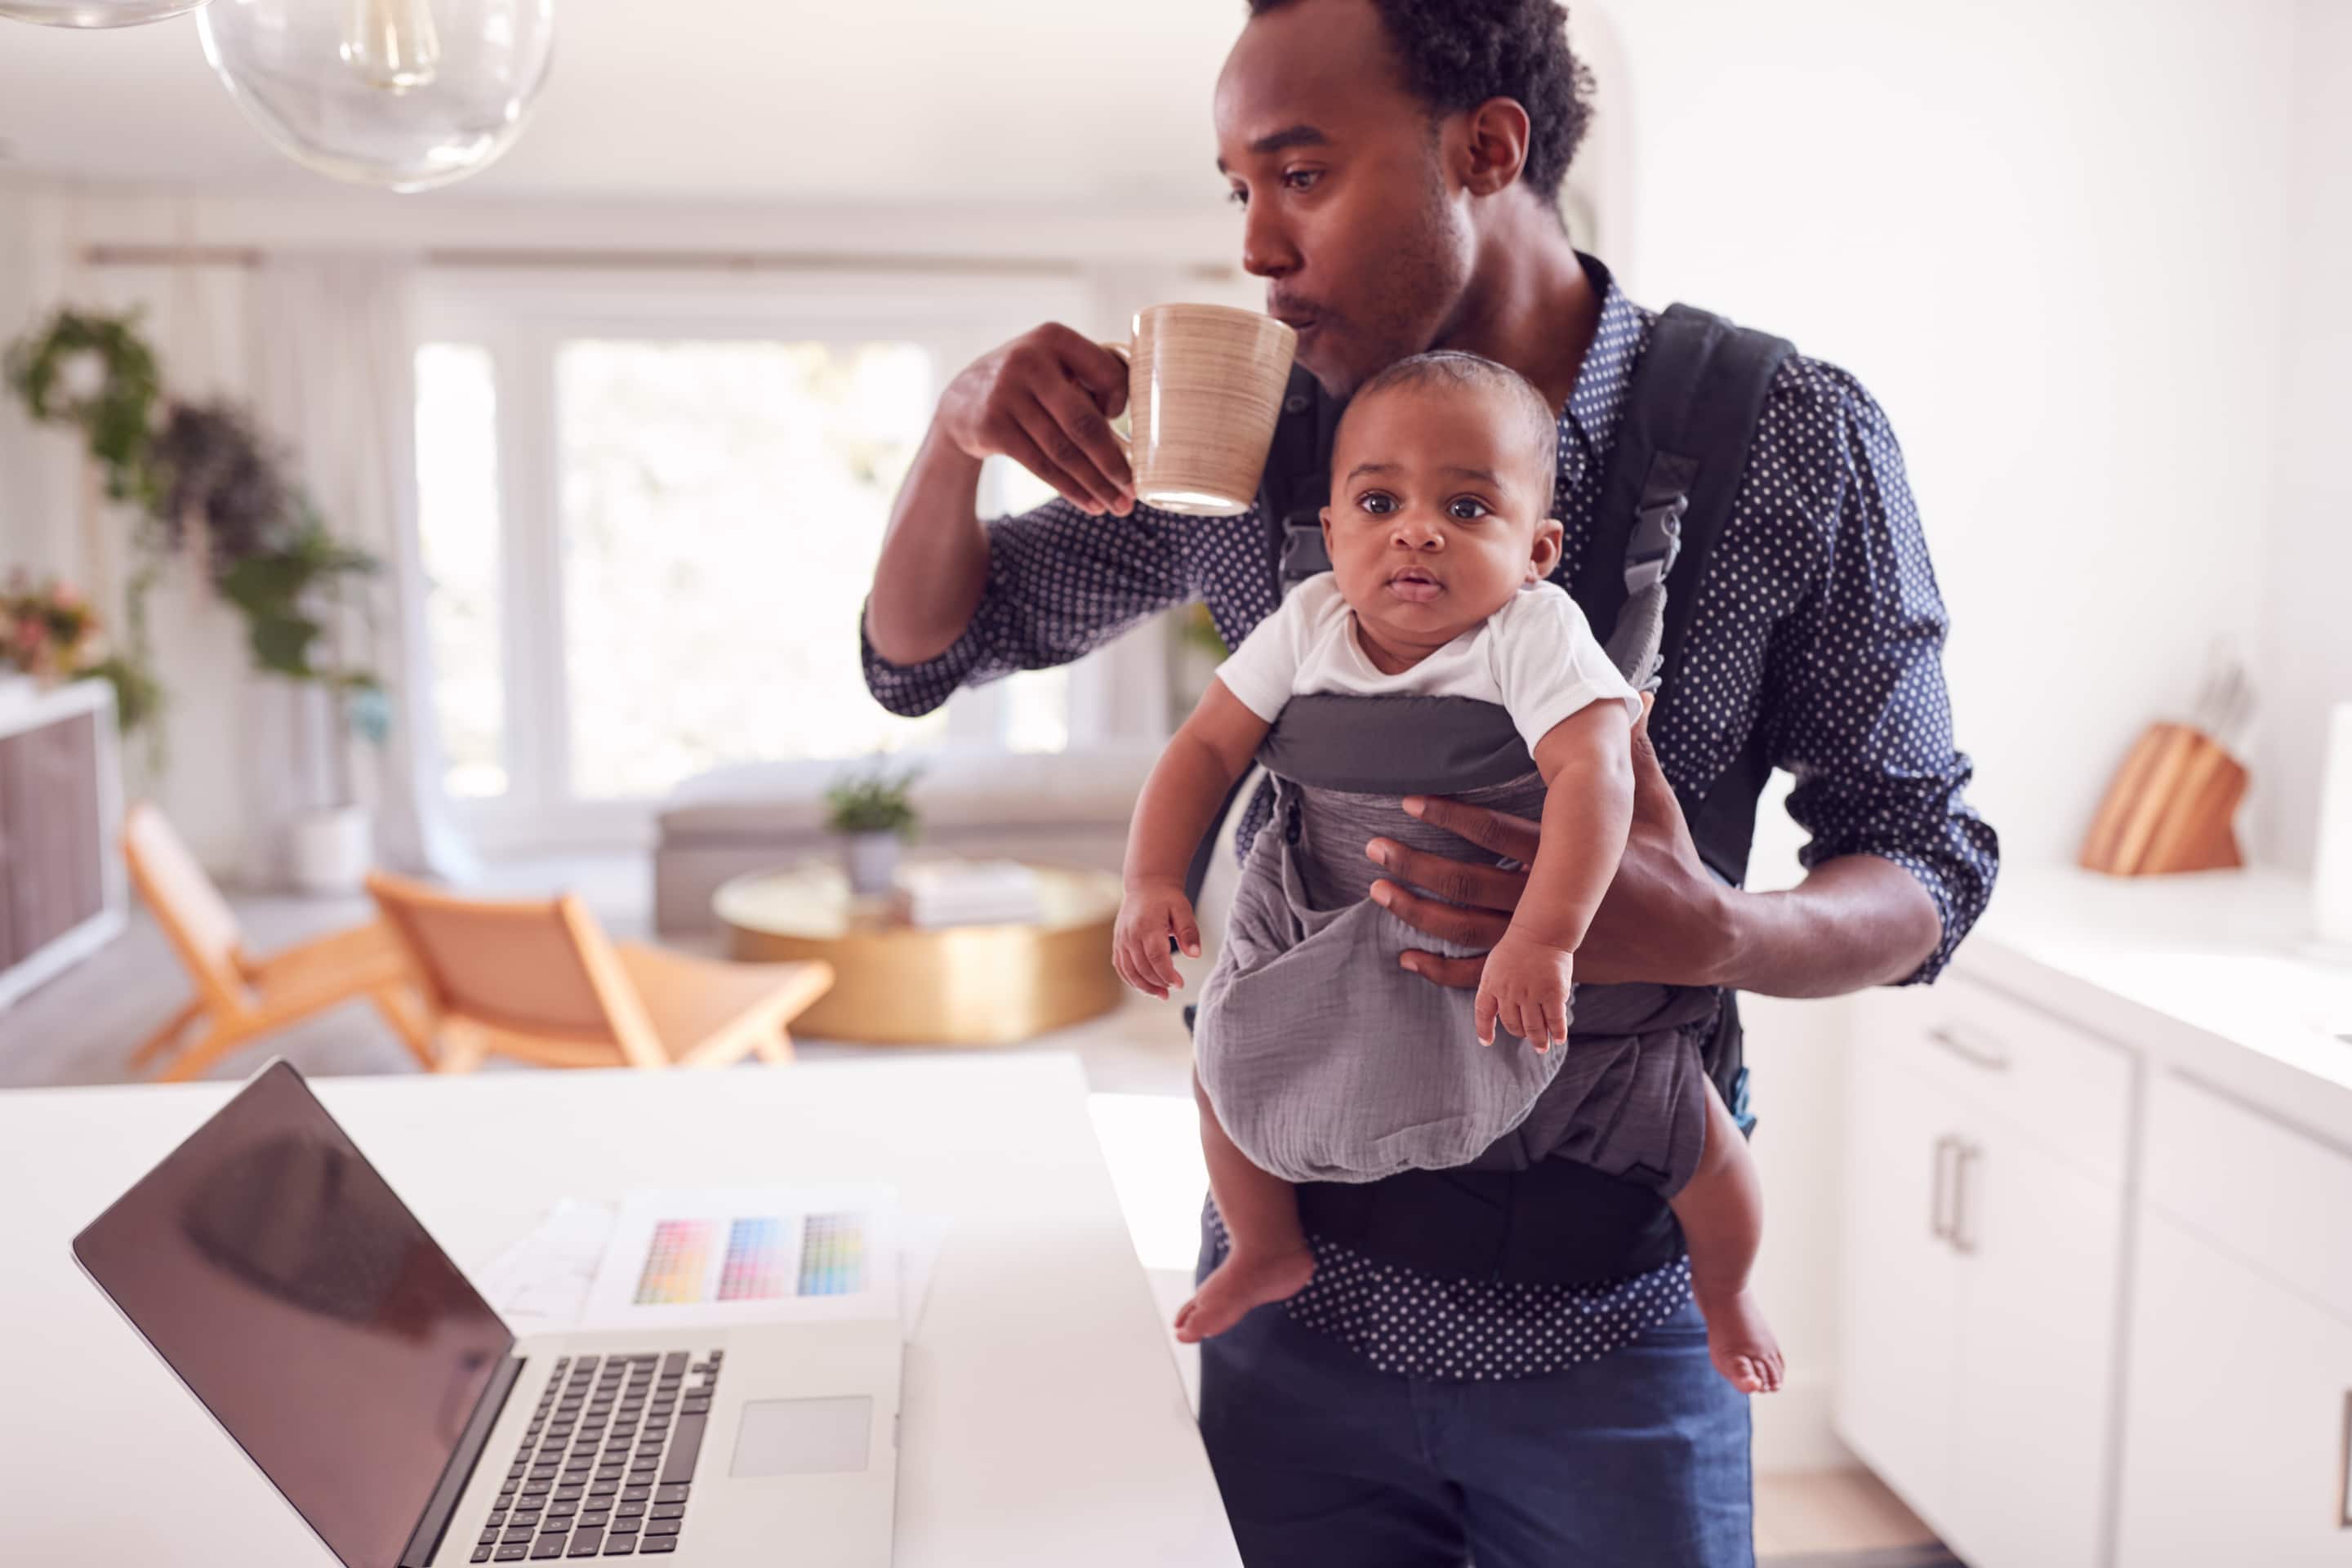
left=2078, top=722, right=2247, bottom=876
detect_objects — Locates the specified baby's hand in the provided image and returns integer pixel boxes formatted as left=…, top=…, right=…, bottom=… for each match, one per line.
left=1115, top=879, right=1202, bottom=1001
left=1475, top=930, right=1575, bottom=1050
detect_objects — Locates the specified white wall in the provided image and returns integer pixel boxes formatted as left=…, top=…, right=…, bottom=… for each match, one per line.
left=1588, top=0, right=2306, bottom=1467
left=1606, top=0, right=2300, bottom=873
left=2258, top=0, right=2352, bottom=873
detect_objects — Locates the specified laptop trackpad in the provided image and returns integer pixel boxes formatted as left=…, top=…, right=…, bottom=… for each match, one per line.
left=729, top=1396, right=873, bottom=1477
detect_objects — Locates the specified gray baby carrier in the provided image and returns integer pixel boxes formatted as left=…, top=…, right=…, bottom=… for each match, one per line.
left=1187, top=305, right=1794, bottom=1232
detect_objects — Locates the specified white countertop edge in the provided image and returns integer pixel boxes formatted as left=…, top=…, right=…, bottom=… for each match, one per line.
left=1960, top=865, right=2352, bottom=1148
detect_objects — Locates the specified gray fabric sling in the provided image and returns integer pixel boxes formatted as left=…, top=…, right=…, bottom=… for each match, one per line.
left=1191, top=381, right=1732, bottom=1191
left=1195, top=688, right=1720, bottom=1191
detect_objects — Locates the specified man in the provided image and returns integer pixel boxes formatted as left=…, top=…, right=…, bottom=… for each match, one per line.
left=862, top=0, right=1998, bottom=1561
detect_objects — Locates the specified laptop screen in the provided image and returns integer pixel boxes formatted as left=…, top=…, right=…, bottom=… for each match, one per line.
left=73, top=1061, right=514, bottom=1568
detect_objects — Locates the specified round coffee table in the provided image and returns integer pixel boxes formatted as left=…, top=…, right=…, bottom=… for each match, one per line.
left=714, top=858, right=1125, bottom=1045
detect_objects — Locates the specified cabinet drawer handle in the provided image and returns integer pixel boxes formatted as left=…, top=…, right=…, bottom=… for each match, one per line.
left=1951, top=1142, right=1981, bottom=1256
left=1928, top=1023, right=2012, bottom=1072
left=1930, top=1134, right=1959, bottom=1242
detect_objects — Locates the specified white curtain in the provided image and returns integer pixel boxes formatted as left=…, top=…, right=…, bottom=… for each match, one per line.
left=0, top=177, right=81, bottom=581
left=246, top=253, right=470, bottom=880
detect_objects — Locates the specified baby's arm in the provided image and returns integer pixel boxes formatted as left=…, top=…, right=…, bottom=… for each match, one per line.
left=1114, top=679, right=1272, bottom=1000
left=1472, top=698, right=1634, bottom=1046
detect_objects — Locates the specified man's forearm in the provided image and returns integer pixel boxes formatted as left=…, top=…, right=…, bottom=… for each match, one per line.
left=1713, top=854, right=1944, bottom=997
left=864, top=424, right=991, bottom=666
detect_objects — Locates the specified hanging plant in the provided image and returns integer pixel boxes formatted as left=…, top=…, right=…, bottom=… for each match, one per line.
left=2, top=306, right=390, bottom=764
left=149, top=401, right=297, bottom=579
left=216, top=502, right=388, bottom=736
left=1, top=309, right=165, bottom=509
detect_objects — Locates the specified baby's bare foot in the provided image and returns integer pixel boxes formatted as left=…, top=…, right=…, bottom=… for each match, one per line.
left=1695, top=1285, right=1784, bottom=1394
left=1174, top=1247, right=1317, bottom=1343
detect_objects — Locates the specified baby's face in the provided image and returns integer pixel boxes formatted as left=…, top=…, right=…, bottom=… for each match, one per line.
left=1319, top=381, right=1563, bottom=653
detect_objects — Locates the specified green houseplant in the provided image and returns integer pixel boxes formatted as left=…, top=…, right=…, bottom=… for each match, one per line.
left=6, top=309, right=390, bottom=886
left=824, top=759, right=922, bottom=895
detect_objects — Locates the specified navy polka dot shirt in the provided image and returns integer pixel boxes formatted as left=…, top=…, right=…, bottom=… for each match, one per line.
left=864, top=257, right=1998, bottom=1380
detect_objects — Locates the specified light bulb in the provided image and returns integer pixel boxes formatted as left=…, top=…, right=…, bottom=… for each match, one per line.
left=0, top=0, right=207, bottom=24
left=342, top=0, right=442, bottom=93
left=198, top=0, right=553, bottom=193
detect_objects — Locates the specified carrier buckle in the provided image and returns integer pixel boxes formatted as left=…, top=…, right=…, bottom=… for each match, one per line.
left=1624, top=492, right=1688, bottom=599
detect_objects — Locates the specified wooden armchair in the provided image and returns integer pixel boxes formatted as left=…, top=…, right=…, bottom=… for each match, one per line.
left=122, top=804, right=434, bottom=1082
left=365, top=872, right=832, bottom=1071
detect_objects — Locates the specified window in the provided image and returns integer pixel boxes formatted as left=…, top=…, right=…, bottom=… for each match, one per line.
left=553, top=337, right=942, bottom=798
left=412, top=272, right=1166, bottom=850
left=413, top=344, right=506, bottom=799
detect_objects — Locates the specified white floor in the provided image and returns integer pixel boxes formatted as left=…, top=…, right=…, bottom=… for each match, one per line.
left=0, top=854, right=1933, bottom=1559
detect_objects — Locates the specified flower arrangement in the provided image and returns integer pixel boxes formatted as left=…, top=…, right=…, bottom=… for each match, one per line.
left=0, top=573, right=163, bottom=733
left=0, top=574, right=99, bottom=682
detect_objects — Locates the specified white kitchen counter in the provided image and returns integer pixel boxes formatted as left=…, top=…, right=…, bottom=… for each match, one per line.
left=1962, top=864, right=2352, bottom=1139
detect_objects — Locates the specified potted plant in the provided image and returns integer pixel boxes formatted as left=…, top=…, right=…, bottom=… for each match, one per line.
left=151, top=404, right=390, bottom=893
left=215, top=506, right=389, bottom=893
left=824, top=759, right=922, bottom=896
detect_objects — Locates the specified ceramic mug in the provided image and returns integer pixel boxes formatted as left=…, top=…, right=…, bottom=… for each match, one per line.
left=1099, top=304, right=1298, bottom=517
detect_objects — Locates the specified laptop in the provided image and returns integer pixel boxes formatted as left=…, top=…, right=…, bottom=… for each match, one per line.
left=72, top=1059, right=902, bottom=1567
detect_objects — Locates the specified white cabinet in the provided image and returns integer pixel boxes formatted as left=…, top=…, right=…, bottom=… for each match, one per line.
left=1838, top=1041, right=1962, bottom=1511
left=2115, top=1209, right=2352, bottom=1566
left=2113, top=1071, right=2352, bottom=1566
left=1945, top=1120, right=2123, bottom=1568
left=1838, top=978, right=2130, bottom=1568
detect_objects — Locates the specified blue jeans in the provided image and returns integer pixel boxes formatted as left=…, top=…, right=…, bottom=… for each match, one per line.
left=1195, top=1233, right=1754, bottom=1566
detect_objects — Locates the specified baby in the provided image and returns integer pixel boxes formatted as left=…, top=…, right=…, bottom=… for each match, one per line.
left=1113, top=351, right=1782, bottom=1393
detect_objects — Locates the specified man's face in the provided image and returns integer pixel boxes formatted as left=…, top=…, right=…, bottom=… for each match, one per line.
left=1320, top=379, right=1563, bottom=656
left=1214, top=0, right=1474, bottom=399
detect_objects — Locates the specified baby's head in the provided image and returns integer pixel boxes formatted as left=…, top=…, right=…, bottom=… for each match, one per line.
left=1319, top=351, right=1562, bottom=654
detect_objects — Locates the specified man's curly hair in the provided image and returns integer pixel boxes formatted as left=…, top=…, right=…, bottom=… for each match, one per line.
left=1246, top=0, right=1595, bottom=207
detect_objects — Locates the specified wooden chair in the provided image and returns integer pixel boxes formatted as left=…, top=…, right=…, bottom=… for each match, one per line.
left=122, top=804, right=435, bottom=1082
left=365, top=872, right=832, bottom=1072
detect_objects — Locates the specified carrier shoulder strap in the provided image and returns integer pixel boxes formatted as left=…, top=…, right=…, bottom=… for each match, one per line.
left=1266, top=363, right=1341, bottom=595
left=1575, top=302, right=1792, bottom=889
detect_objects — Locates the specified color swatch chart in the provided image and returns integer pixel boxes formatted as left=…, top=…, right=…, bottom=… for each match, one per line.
left=631, top=1212, right=870, bottom=1303
left=716, top=1216, right=794, bottom=1301
left=586, top=1187, right=898, bottom=1329
left=795, top=1213, right=867, bottom=1297
left=633, top=1218, right=715, bottom=1304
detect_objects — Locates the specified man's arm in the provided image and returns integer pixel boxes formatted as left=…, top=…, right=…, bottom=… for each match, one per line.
left=1736, top=368, right=1998, bottom=992
left=862, top=324, right=1192, bottom=714
left=1366, top=368, right=1997, bottom=996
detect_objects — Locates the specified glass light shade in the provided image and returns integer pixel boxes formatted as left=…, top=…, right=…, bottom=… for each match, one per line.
left=197, top=0, right=554, bottom=193
left=0, top=0, right=208, bottom=25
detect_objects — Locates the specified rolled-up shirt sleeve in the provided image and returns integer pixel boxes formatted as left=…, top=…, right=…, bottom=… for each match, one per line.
left=1763, top=372, right=1999, bottom=986
left=860, top=496, right=1200, bottom=717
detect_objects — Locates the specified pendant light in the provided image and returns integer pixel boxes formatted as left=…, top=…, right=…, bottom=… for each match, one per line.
left=197, top=0, right=555, bottom=193
left=0, top=0, right=208, bottom=25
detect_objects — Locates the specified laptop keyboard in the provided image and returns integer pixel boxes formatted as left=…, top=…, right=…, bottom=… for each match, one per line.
left=467, top=1350, right=721, bottom=1561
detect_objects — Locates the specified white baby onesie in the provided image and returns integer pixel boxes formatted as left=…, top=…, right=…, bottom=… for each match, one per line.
left=1214, top=571, right=1642, bottom=753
